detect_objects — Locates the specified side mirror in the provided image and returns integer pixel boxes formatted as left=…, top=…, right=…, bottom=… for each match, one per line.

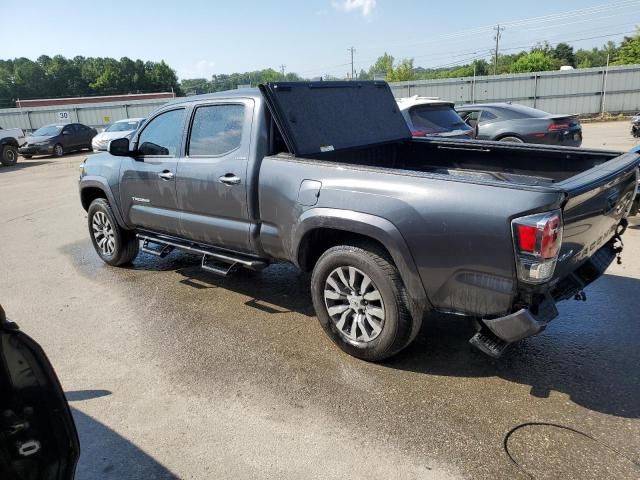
left=109, top=137, right=132, bottom=157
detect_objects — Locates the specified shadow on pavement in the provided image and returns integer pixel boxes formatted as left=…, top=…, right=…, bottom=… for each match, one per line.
left=385, top=273, right=640, bottom=419
left=1, top=160, right=53, bottom=171
left=130, top=252, right=316, bottom=316
left=67, top=390, right=178, bottom=479
left=66, top=389, right=112, bottom=402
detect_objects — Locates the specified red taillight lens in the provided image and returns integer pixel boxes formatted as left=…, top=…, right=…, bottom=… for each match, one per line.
left=412, top=130, right=428, bottom=137
left=516, top=224, right=537, bottom=252
left=548, top=123, right=570, bottom=131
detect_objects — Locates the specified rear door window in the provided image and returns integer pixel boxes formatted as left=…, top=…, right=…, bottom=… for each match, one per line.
left=409, top=106, right=467, bottom=134
left=479, top=111, right=498, bottom=123
left=188, top=104, right=245, bottom=156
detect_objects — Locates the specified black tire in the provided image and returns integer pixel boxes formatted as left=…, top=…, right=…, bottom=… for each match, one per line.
left=53, top=143, right=64, bottom=157
left=87, top=198, right=139, bottom=266
left=1, top=145, right=19, bottom=166
left=311, top=243, right=418, bottom=362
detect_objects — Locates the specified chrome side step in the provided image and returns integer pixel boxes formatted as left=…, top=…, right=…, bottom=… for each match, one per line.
left=137, top=233, right=268, bottom=276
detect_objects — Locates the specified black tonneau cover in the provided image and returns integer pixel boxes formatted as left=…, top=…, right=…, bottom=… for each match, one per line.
left=259, top=81, right=411, bottom=156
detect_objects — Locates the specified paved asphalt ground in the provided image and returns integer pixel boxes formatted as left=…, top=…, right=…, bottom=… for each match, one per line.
left=1, top=121, right=639, bottom=479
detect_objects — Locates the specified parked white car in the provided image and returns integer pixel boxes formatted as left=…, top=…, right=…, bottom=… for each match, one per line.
left=0, top=126, right=26, bottom=166
left=91, top=118, right=145, bottom=151
left=396, top=96, right=474, bottom=139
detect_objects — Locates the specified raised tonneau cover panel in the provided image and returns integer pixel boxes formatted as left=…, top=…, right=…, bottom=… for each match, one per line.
left=259, top=81, right=411, bottom=156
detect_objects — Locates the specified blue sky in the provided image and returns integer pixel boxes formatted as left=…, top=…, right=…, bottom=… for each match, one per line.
left=1, top=0, right=639, bottom=79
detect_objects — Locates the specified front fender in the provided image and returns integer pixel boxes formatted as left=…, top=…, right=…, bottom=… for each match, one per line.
left=79, top=176, right=129, bottom=229
left=292, top=208, right=430, bottom=310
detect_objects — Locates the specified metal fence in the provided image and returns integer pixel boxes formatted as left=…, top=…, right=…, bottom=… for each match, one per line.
left=0, top=98, right=169, bottom=132
left=388, top=64, right=640, bottom=115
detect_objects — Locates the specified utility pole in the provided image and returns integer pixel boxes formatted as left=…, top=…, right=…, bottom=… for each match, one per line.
left=493, top=24, right=505, bottom=75
left=279, top=64, right=286, bottom=76
left=348, top=47, right=356, bottom=80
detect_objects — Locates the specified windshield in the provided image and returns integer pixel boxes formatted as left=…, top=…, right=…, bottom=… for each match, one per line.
left=409, top=106, right=468, bottom=134
left=32, top=125, right=63, bottom=136
left=106, top=120, right=141, bottom=132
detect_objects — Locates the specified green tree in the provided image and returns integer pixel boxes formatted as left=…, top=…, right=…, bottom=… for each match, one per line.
left=511, top=51, right=560, bottom=73
left=368, top=53, right=394, bottom=78
left=614, top=30, right=640, bottom=64
left=388, top=58, right=415, bottom=82
left=553, top=42, right=576, bottom=67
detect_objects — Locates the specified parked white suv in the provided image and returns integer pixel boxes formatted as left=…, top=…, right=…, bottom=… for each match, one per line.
left=396, top=96, right=474, bottom=139
left=0, top=126, right=26, bottom=166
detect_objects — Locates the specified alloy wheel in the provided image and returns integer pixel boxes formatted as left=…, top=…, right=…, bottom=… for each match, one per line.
left=92, top=211, right=115, bottom=256
left=323, top=266, right=385, bottom=344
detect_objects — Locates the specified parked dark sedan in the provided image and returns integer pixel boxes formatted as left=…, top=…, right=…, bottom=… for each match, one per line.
left=456, top=103, right=582, bottom=147
left=19, top=123, right=97, bottom=158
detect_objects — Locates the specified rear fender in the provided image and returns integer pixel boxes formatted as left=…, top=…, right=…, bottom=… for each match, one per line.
left=293, top=208, right=430, bottom=310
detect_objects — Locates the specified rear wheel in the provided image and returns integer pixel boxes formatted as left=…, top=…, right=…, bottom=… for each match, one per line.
left=87, top=198, right=139, bottom=266
left=1, top=145, right=18, bottom=166
left=498, top=136, right=524, bottom=143
left=311, top=243, right=418, bottom=362
left=53, top=143, right=64, bottom=157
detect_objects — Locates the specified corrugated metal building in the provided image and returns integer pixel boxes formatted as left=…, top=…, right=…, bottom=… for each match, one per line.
left=0, top=96, right=173, bottom=131
left=388, top=64, right=640, bottom=114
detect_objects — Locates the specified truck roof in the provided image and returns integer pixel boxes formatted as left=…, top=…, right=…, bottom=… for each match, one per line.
left=166, top=88, right=261, bottom=106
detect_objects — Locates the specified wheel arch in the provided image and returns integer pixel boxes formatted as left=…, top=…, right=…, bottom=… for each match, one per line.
left=1, top=137, right=19, bottom=148
left=293, top=208, right=430, bottom=311
left=80, top=177, right=129, bottom=229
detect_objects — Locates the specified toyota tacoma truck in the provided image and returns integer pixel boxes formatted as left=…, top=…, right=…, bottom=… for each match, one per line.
left=78, top=81, right=639, bottom=361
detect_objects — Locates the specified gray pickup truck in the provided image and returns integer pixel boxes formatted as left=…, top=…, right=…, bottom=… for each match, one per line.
left=79, top=81, right=639, bottom=361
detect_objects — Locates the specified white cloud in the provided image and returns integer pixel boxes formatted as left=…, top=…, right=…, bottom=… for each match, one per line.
left=332, top=0, right=376, bottom=17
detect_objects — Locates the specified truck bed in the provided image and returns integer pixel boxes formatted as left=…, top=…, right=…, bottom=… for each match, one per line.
left=301, top=138, right=622, bottom=186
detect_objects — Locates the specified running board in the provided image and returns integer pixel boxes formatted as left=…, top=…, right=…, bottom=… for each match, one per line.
left=137, top=233, right=268, bottom=276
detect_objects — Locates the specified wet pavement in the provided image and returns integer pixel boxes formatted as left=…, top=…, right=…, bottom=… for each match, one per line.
left=1, top=123, right=639, bottom=479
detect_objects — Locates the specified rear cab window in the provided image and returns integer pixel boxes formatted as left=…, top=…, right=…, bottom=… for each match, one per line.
left=409, top=105, right=468, bottom=134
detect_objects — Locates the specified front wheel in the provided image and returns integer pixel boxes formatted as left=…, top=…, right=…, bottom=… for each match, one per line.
left=498, top=136, right=525, bottom=143
left=87, top=198, right=139, bottom=266
left=311, top=244, right=419, bottom=362
left=1, top=145, right=18, bottom=166
left=53, top=143, right=64, bottom=157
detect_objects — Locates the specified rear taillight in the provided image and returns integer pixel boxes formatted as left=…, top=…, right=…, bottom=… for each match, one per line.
left=512, top=210, right=563, bottom=283
left=548, top=123, right=570, bottom=131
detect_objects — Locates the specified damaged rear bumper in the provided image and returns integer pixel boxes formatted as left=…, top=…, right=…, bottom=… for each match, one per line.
left=480, top=240, right=618, bottom=345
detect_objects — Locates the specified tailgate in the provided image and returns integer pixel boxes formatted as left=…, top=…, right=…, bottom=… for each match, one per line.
left=554, top=151, right=639, bottom=279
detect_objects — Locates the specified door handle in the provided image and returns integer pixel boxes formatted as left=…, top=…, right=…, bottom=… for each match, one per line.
left=219, top=174, right=241, bottom=185
left=158, top=171, right=175, bottom=180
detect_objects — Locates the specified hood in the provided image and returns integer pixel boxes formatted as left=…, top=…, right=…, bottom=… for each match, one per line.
left=25, top=135, right=56, bottom=144
left=94, top=130, right=134, bottom=141
left=259, top=81, right=411, bottom=156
